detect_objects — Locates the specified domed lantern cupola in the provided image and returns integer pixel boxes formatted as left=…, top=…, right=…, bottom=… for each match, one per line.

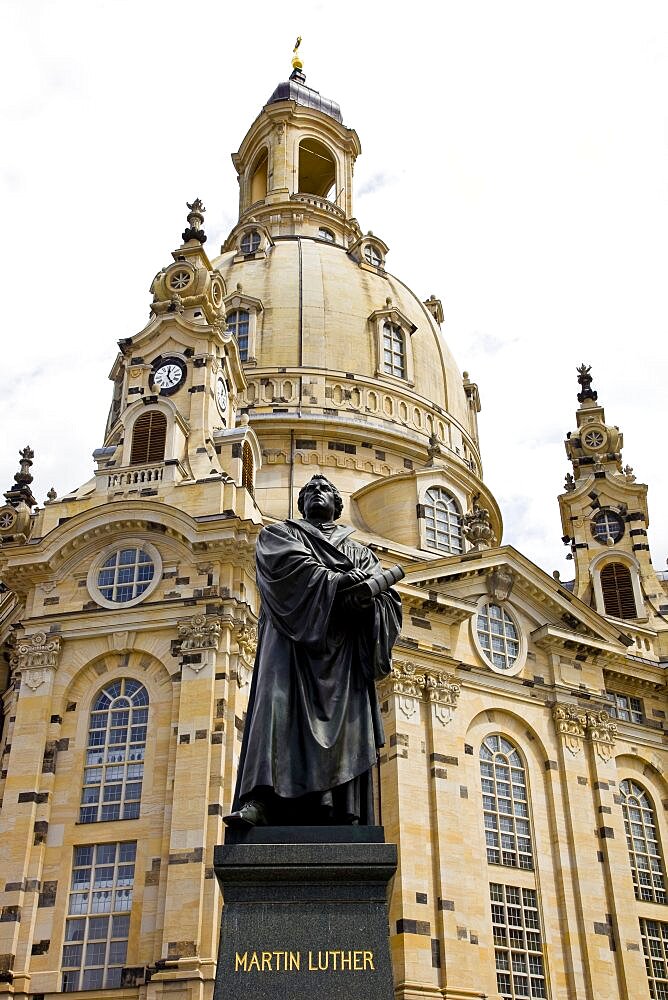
left=224, top=39, right=362, bottom=249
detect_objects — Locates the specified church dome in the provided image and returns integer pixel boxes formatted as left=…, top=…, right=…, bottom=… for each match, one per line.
left=213, top=68, right=500, bottom=544
left=212, top=238, right=469, bottom=429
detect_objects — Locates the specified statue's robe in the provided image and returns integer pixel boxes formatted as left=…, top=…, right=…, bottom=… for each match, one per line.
left=233, top=518, right=402, bottom=823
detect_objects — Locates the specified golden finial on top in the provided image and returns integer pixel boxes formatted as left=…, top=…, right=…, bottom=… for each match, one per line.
left=292, top=36, right=303, bottom=71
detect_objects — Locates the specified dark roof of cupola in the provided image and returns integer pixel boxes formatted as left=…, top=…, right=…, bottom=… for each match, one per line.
left=266, top=70, right=343, bottom=124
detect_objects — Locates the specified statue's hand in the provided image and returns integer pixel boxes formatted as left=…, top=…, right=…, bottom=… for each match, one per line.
left=337, top=568, right=368, bottom=591
left=339, top=589, right=373, bottom=613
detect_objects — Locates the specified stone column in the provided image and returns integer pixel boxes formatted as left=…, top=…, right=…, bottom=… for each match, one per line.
left=0, top=631, right=62, bottom=995
left=149, top=614, right=223, bottom=1000
left=583, top=710, right=647, bottom=999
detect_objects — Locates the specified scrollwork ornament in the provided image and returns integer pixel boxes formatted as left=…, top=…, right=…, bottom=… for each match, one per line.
left=552, top=703, right=586, bottom=755
left=586, top=710, right=617, bottom=762
left=178, top=614, right=222, bottom=653
left=13, top=632, right=62, bottom=674
left=377, top=661, right=426, bottom=720
left=235, top=625, right=258, bottom=688
left=424, top=669, right=461, bottom=727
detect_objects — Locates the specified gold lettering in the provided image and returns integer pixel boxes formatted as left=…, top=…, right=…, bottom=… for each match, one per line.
left=340, top=951, right=352, bottom=970
left=289, top=951, right=300, bottom=971
left=308, top=951, right=316, bottom=971
left=247, top=952, right=260, bottom=972
left=234, top=952, right=248, bottom=972
left=318, top=951, right=329, bottom=970
left=363, top=950, right=375, bottom=971
left=261, top=952, right=272, bottom=971
left=353, top=950, right=363, bottom=970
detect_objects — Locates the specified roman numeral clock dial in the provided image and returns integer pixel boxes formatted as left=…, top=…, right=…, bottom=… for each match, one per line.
left=150, top=357, right=187, bottom=396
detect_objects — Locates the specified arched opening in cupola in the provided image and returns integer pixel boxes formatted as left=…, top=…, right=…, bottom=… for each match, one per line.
left=298, top=138, right=336, bottom=200
left=249, top=148, right=268, bottom=204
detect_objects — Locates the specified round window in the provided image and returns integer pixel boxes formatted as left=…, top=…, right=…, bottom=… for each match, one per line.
left=582, top=427, right=607, bottom=450
left=592, top=510, right=624, bottom=544
left=364, top=244, right=382, bottom=266
left=169, top=269, right=192, bottom=291
left=475, top=602, right=521, bottom=672
left=240, top=231, right=261, bottom=254
left=87, top=541, right=161, bottom=609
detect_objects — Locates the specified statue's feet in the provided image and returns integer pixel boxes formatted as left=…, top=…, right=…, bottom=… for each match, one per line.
left=223, top=799, right=268, bottom=828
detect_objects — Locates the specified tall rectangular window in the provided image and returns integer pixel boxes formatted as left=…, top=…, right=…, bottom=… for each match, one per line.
left=62, top=842, right=136, bottom=991
left=640, top=919, right=668, bottom=998
left=490, top=882, right=547, bottom=999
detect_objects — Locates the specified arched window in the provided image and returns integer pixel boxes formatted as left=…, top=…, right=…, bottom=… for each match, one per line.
left=480, top=735, right=533, bottom=869
left=227, top=309, right=250, bottom=361
left=80, top=679, right=148, bottom=824
left=424, top=487, right=463, bottom=554
left=298, top=138, right=336, bottom=199
left=130, top=411, right=166, bottom=465
left=600, top=562, right=637, bottom=618
left=382, top=322, right=406, bottom=379
left=249, top=149, right=268, bottom=204
left=240, top=230, right=261, bottom=255
left=619, top=779, right=666, bottom=904
left=242, top=441, right=254, bottom=497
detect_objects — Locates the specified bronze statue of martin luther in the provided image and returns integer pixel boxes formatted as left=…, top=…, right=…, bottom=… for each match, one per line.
left=224, top=475, right=402, bottom=828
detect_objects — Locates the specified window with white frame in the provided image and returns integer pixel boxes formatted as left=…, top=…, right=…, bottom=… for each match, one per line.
left=80, top=679, right=148, bottom=823
left=490, top=882, right=547, bottom=1000
left=620, top=779, right=667, bottom=904
left=226, top=309, right=250, bottom=361
left=240, top=230, right=261, bottom=254
left=382, top=321, right=405, bottom=379
left=608, top=691, right=643, bottom=724
left=62, top=841, right=136, bottom=991
left=364, top=244, right=383, bottom=266
left=423, top=487, right=463, bottom=553
left=480, top=735, right=533, bottom=870
left=640, top=919, right=668, bottom=998
left=591, top=509, right=624, bottom=544
left=476, top=603, right=521, bottom=672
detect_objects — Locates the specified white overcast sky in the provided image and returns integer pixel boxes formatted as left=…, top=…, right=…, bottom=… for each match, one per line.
left=1, top=0, right=667, bottom=579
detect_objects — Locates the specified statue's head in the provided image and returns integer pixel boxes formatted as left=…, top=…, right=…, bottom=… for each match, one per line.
left=297, top=475, right=344, bottom=521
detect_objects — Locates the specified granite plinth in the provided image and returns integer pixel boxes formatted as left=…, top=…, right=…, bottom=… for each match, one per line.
left=213, top=826, right=397, bottom=1000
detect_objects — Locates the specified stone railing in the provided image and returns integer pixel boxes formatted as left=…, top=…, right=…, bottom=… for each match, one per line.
left=290, top=193, right=346, bottom=219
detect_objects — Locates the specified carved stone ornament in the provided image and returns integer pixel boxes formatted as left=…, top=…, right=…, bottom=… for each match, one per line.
left=586, top=710, right=617, bottom=762
left=552, top=703, right=587, bottom=755
left=423, top=669, right=461, bottom=726
left=486, top=566, right=515, bottom=603
left=377, top=661, right=426, bottom=719
left=463, top=502, right=496, bottom=550
left=178, top=614, right=222, bottom=653
left=377, top=661, right=461, bottom=725
left=12, top=632, right=62, bottom=690
left=235, top=625, right=257, bottom=688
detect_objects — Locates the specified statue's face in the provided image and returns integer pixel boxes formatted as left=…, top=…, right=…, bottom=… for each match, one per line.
left=302, top=480, right=337, bottom=522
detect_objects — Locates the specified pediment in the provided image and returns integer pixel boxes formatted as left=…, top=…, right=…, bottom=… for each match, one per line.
left=402, top=544, right=634, bottom=658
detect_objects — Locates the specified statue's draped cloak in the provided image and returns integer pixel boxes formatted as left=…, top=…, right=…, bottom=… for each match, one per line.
left=234, top=519, right=402, bottom=817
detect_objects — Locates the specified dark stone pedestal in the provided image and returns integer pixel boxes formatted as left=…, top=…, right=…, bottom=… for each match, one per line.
left=213, top=826, right=397, bottom=1000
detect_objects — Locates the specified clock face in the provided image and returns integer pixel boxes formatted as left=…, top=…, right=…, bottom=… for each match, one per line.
left=151, top=357, right=186, bottom=396
left=216, top=375, right=228, bottom=416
